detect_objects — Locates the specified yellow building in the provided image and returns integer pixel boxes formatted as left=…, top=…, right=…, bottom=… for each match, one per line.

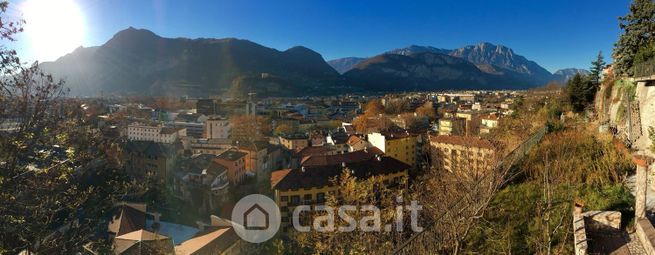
left=429, top=135, right=499, bottom=178
left=367, top=131, right=417, bottom=167
left=438, top=118, right=466, bottom=136
left=270, top=156, right=409, bottom=232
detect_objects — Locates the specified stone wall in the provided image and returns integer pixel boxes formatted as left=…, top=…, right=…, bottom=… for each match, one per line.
left=635, top=81, right=655, bottom=155
left=572, top=210, right=622, bottom=255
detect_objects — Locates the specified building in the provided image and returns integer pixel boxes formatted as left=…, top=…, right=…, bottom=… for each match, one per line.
left=326, top=129, right=350, bottom=154
left=346, top=135, right=369, bottom=152
left=128, top=123, right=186, bottom=144
left=429, top=135, right=499, bottom=178
left=270, top=156, right=410, bottom=232
left=367, top=131, right=418, bottom=167
left=236, top=141, right=270, bottom=184
left=167, top=121, right=204, bottom=139
left=174, top=216, right=242, bottom=255
left=204, top=117, right=231, bottom=139
left=190, top=139, right=232, bottom=155
left=438, top=118, right=466, bottom=136
left=214, top=149, right=248, bottom=185
left=480, top=114, right=500, bottom=134
left=123, top=141, right=181, bottom=184
left=299, top=147, right=384, bottom=167
left=197, top=99, right=218, bottom=116
left=173, top=154, right=230, bottom=214
left=113, top=230, right=175, bottom=255
left=279, top=134, right=309, bottom=151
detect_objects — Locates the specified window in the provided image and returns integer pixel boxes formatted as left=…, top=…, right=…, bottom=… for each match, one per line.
left=317, top=193, right=325, bottom=203
left=304, top=194, right=312, bottom=200
left=291, top=195, right=300, bottom=205
left=281, top=196, right=288, bottom=202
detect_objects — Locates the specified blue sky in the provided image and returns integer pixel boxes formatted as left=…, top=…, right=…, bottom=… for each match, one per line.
left=11, top=0, right=631, bottom=72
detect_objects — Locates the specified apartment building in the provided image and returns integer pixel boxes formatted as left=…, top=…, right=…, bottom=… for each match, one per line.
left=204, top=116, right=231, bottom=139
left=367, top=131, right=418, bottom=167
left=429, top=135, right=499, bottom=178
left=127, top=123, right=186, bottom=143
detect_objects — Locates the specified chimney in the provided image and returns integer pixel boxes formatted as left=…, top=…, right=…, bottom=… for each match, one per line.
left=151, top=212, right=161, bottom=224
left=196, top=221, right=209, bottom=231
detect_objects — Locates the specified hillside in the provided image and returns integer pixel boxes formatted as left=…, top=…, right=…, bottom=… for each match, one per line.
left=40, top=27, right=341, bottom=97
left=327, top=57, right=366, bottom=74
left=342, top=52, right=530, bottom=91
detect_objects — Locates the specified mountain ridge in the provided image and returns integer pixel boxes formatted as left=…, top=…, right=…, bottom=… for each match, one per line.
left=40, top=27, right=340, bottom=97
left=42, top=28, right=581, bottom=96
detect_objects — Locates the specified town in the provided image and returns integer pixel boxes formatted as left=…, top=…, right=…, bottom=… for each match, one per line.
left=73, top=89, right=525, bottom=253
left=3, top=0, right=655, bottom=254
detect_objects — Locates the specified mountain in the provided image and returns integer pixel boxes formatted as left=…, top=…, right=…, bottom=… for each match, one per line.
left=386, top=45, right=451, bottom=56
left=342, top=42, right=557, bottom=91
left=552, top=68, right=591, bottom=83
left=41, top=29, right=566, bottom=96
left=40, top=27, right=340, bottom=97
left=328, top=57, right=366, bottom=74
left=343, top=52, right=531, bottom=91
left=448, top=42, right=554, bottom=85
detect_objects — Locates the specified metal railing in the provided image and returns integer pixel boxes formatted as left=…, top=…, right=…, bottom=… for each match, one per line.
left=633, top=58, right=655, bottom=78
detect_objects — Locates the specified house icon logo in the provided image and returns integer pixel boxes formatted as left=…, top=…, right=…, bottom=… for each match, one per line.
left=243, top=204, right=269, bottom=230
left=232, top=194, right=280, bottom=243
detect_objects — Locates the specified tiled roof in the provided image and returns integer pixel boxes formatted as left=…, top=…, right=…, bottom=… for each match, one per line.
left=108, top=205, right=147, bottom=236
left=346, top=135, right=365, bottom=146
left=174, top=227, right=239, bottom=255
left=272, top=156, right=409, bottom=191
left=114, top=229, right=173, bottom=255
left=294, top=146, right=329, bottom=158
left=216, top=149, right=247, bottom=161
left=377, top=131, right=415, bottom=140
left=301, top=147, right=384, bottom=167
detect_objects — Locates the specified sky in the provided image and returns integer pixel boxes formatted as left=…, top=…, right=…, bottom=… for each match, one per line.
left=9, top=0, right=632, bottom=72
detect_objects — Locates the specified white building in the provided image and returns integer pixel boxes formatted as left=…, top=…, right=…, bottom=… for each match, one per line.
left=127, top=123, right=186, bottom=143
left=204, top=117, right=231, bottom=139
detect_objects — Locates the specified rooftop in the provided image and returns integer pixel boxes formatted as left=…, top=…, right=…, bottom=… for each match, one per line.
left=216, top=149, right=247, bottom=161
left=272, top=156, right=409, bottom=191
left=430, top=135, right=499, bottom=150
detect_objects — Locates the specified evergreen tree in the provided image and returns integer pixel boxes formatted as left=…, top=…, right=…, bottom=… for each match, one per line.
left=590, top=51, right=606, bottom=84
left=566, top=74, right=595, bottom=112
left=613, top=0, right=655, bottom=76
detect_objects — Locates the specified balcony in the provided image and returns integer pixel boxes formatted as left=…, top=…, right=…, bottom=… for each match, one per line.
left=633, top=58, right=655, bottom=81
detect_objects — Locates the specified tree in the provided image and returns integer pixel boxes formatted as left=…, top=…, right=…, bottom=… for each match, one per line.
left=364, top=99, right=384, bottom=116
left=293, top=169, right=408, bottom=254
left=230, top=115, right=271, bottom=141
left=590, top=51, right=606, bottom=84
left=566, top=74, right=595, bottom=112
left=415, top=102, right=436, bottom=119
left=384, top=99, right=410, bottom=114
left=613, top=0, right=655, bottom=76
left=0, top=2, right=144, bottom=253
left=274, top=123, right=294, bottom=135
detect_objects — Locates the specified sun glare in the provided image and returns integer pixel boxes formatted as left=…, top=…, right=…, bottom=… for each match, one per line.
left=22, top=0, right=85, bottom=62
